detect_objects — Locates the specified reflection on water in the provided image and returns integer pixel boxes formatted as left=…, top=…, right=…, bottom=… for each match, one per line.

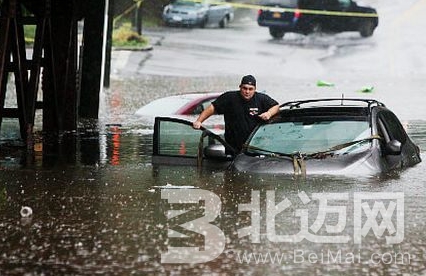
left=0, top=118, right=425, bottom=274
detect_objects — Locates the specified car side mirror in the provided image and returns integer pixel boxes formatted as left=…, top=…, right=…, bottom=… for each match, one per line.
left=385, top=139, right=402, bottom=155
left=204, top=144, right=232, bottom=160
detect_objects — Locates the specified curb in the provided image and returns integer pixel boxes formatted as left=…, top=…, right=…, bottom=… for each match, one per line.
left=112, top=45, right=153, bottom=51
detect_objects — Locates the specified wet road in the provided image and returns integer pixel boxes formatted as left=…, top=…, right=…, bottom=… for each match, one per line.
left=2, top=0, right=426, bottom=274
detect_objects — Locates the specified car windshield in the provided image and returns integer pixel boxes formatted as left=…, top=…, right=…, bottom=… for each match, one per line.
left=174, top=0, right=204, bottom=7
left=246, top=120, right=371, bottom=155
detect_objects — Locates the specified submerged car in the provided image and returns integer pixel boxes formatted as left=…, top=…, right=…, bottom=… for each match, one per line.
left=135, top=92, right=220, bottom=117
left=232, top=99, right=421, bottom=175
left=162, top=0, right=234, bottom=28
left=257, top=0, right=379, bottom=39
left=152, top=98, right=421, bottom=176
left=135, top=92, right=223, bottom=129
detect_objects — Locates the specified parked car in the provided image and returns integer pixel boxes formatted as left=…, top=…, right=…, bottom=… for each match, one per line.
left=257, top=0, right=379, bottom=39
left=162, top=0, right=234, bottom=28
left=152, top=98, right=421, bottom=176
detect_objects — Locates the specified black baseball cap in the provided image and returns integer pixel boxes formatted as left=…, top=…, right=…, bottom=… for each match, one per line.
left=240, top=75, right=256, bottom=86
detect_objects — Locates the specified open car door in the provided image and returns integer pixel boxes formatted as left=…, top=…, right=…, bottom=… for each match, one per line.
left=152, top=117, right=235, bottom=169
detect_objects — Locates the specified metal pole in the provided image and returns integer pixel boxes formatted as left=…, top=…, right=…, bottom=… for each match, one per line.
left=99, top=0, right=109, bottom=95
left=103, top=0, right=114, bottom=88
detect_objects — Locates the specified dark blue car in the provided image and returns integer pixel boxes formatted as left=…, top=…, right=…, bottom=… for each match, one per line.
left=257, top=0, right=379, bottom=39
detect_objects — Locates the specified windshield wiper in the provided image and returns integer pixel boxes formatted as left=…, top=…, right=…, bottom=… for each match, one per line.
left=243, top=135, right=381, bottom=159
left=243, top=144, right=295, bottom=158
left=243, top=144, right=307, bottom=175
left=307, top=135, right=381, bottom=158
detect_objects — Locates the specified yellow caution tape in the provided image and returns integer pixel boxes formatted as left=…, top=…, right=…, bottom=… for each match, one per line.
left=185, top=0, right=379, bottom=18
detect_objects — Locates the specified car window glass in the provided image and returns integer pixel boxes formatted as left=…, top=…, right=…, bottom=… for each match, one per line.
left=192, top=105, right=204, bottom=115
left=299, top=0, right=351, bottom=9
left=157, top=120, right=200, bottom=157
left=378, top=111, right=407, bottom=144
left=377, top=118, right=390, bottom=143
left=338, top=0, right=351, bottom=8
left=175, top=0, right=203, bottom=7
left=262, top=0, right=298, bottom=8
left=323, top=0, right=339, bottom=9
left=155, top=119, right=226, bottom=157
left=191, top=98, right=215, bottom=115
left=248, top=120, right=370, bottom=154
left=202, top=98, right=215, bottom=110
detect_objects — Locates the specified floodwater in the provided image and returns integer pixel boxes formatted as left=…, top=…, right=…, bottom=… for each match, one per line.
left=0, top=74, right=426, bottom=275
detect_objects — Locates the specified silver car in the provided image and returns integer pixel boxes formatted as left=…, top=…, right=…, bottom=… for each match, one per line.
left=162, top=0, right=234, bottom=28
left=152, top=98, right=421, bottom=176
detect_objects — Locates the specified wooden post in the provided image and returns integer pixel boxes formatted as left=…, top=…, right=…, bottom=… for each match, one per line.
left=79, top=0, right=106, bottom=119
left=1, top=0, right=80, bottom=143
left=42, top=1, right=78, bottom=132
left=0, top=0, right=29, bottom=140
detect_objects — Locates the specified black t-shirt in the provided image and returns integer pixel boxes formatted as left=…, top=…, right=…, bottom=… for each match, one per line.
left=212, top=91, right=278, bottom=153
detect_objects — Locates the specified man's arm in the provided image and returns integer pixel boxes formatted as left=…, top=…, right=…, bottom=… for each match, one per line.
left=193, top=104, right=215, bottom=129
left=258, top=104, right=280, bottom=121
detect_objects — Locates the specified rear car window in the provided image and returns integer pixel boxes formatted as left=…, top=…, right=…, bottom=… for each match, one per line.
left=260, top=0, right=299, bottom=7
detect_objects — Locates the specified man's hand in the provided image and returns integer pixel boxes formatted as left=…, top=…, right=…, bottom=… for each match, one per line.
left=259, top=105, right=280, bottom=121
left=193, top=120, right=202, bottom=129
left=192, top=104, right=215, bottom=129
left=258, top=111, right=272, bottom=121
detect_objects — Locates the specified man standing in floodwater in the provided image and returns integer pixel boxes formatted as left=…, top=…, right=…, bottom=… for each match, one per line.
left=193, top=75, right=280, bottom=154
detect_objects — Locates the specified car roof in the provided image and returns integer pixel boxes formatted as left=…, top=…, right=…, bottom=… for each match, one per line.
left=277, top=98, right=386, bottom=120
left=279, top=98, right=385, bottom=111
left=170, top=92, right=221, bottom=101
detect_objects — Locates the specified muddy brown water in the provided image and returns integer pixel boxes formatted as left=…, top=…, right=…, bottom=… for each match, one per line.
left=1, top=76, right=425, bottom=275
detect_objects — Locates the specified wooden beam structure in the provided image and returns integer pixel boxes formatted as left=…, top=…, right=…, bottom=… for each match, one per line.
left=0, top=0, right=116, bottom=148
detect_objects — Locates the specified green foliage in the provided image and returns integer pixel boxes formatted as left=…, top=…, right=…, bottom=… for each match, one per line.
left=24, top=25, right=36, bottom=45
left=112, top=22, right=149, bottom=48
left=23, top=22, right=149, bottom=48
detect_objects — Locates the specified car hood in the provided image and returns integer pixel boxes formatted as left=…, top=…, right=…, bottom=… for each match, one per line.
left=231, top=149, right=381, bottom=176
